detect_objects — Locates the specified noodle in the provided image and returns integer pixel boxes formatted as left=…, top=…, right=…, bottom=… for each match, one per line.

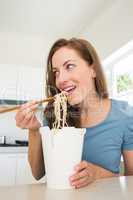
left=53, top=92, right=68, bottom=130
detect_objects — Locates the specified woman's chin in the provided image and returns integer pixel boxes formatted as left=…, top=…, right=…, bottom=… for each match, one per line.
left=67, top=97, right=82, bottom=106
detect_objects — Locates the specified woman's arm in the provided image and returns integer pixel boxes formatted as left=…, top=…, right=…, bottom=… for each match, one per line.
left=15, top=101, right=45, bottom=180
left=89, top=162, right=119, bottom=179
left=28, top=129, right=45, bottom=180
left=123, top=150, right=133, bottom=175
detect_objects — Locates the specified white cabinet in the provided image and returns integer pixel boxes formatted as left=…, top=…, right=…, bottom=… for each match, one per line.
left=0, top=65, right=44, bottom=100
left=0, top=66, right=19, bottom=100
left=17, top=67, right=44, bottom=100
left=16, top=153, right=45, bottom=185
left=0, top=153, right=46, bottom=186
left=0, top=154, right=16, bottom=186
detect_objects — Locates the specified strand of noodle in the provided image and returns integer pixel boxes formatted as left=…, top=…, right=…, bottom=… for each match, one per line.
left=53, top=94, right=60, bottom=129
left=53, top=92, right=68, bottom=130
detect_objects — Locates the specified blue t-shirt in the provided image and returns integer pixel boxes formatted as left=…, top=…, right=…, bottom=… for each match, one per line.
left=43, top=99, right=133, bottom=174
left=82, top=99, right=133, bottom=173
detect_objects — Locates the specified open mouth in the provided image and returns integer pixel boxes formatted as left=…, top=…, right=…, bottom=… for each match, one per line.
left=62, top=86, right=76, bottom=95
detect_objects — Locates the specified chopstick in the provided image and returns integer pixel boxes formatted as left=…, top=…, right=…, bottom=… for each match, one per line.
left=0, top=96, right=54, bottom=114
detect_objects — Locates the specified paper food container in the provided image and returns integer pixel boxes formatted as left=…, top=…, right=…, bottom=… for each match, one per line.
left=40, top=126, right=86, bottom=189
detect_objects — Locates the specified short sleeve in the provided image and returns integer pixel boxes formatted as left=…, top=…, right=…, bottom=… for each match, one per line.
left=43, top=115, right=48, bottom=126
left=122, top=117, right=133, bottom=150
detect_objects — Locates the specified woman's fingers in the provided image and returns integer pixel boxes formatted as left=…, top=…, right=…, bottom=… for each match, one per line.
left=70, top=168, right=94, bottom=188
left=69, top=161, right=95, bottom=188
left=74, top=178, right=91, bottom=189
left=74, top=161, right=89, bottom=172
left=20, top=101, right=38, bottom=113
left=70, top=166, right=89, bottom=181
left=71, top=176, right=92, bottom=188
left=19, top=111, right=35, bottom=129
left=15, top=101, right=40, bottom=129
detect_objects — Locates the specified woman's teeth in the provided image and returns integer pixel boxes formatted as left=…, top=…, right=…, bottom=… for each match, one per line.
left=63, top=86, right=76, bottom=94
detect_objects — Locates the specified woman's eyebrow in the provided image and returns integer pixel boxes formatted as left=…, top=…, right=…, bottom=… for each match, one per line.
left=63, top=59, right=75, bottom=66
left=52, top=67, right=57, bottom=71
left=52, top=60, right=75, bottom=70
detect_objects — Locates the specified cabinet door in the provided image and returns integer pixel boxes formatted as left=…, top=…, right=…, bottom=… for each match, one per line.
left=0, top=65, right=19, bottom=100
left=0, top=65, right=44, bottom=100
left=18, top=67, right=44, bottom=100
left=0, top=154, right=16, bottom=186
left=16, top=154, right=46, bottom=185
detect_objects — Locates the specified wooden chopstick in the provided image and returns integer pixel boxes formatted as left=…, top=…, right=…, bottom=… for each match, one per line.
left=0, top=96, right=54, bottom=114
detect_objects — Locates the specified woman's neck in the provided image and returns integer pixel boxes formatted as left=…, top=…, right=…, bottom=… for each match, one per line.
left=80, top=95, right=104, bottom=116
left=79, top=96, right=110, bottom=127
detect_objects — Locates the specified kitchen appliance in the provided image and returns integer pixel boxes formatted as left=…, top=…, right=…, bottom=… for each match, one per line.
left=0, top=136, right=6, bottom=144
left=0, top=136, right=28, bottom=146
left=15, top=140, right=28, bottom=146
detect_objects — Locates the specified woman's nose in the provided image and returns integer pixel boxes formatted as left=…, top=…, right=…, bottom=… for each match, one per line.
left=56, top=70, right=69, bottom=85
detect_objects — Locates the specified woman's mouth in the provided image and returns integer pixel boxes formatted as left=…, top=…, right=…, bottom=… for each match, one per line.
left=62, top=86, right=76, bottom=95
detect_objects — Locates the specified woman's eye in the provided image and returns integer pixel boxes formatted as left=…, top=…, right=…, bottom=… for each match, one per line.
left=53, top=71, right=59, bottom=77
left=66, top=64, right=75, bottom=70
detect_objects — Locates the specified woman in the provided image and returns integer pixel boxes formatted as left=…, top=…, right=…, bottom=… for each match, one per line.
left=15, top=38, right=133, bottom=189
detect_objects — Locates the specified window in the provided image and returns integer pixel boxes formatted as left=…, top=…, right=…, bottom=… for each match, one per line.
left=103, top=40, right=133, bottom=105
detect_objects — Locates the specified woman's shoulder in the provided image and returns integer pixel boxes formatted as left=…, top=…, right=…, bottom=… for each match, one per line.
left=111, top=98, right=133, bottom=118
left=110, top=99, right=133, bottom=141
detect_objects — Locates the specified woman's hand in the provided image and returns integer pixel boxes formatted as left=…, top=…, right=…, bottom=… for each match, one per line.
left=69, top=161, right=96, bottom=189
left=69, top=160, right=119, bottom=189
left=15, top=101, right=41, bottom=131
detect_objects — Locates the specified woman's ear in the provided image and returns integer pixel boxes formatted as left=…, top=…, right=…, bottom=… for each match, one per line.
left=90, top=65, right=96, bottom=78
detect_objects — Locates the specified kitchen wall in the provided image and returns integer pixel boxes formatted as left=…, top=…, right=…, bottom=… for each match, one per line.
left=0, top=32, right=51, bottom=66
left=81, top=0, right=133, bottom=60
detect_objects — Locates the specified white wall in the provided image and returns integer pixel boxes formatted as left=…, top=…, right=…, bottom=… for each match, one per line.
left=1, top=1, right=132, bottom=67
left=81, top=0, right=133, bottom=60
left=0, top=32, right=51, bottom=66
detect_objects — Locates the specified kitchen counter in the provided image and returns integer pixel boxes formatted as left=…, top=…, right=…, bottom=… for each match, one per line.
left=0, top=146, right=28, bottom=153
left=0, top=176, right=133, bottom=200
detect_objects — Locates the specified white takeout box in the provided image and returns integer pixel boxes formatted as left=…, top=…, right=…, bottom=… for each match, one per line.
left=40, top=126, right=86, bottom=189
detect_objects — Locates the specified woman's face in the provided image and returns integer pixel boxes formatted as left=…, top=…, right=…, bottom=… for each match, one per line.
left=52, top=47, right=96, bottom=106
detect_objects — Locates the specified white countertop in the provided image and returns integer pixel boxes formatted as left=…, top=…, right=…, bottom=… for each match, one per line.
left=0, top=146, right=28, bottom=153
left=0, top=176, right=133, bottom=200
